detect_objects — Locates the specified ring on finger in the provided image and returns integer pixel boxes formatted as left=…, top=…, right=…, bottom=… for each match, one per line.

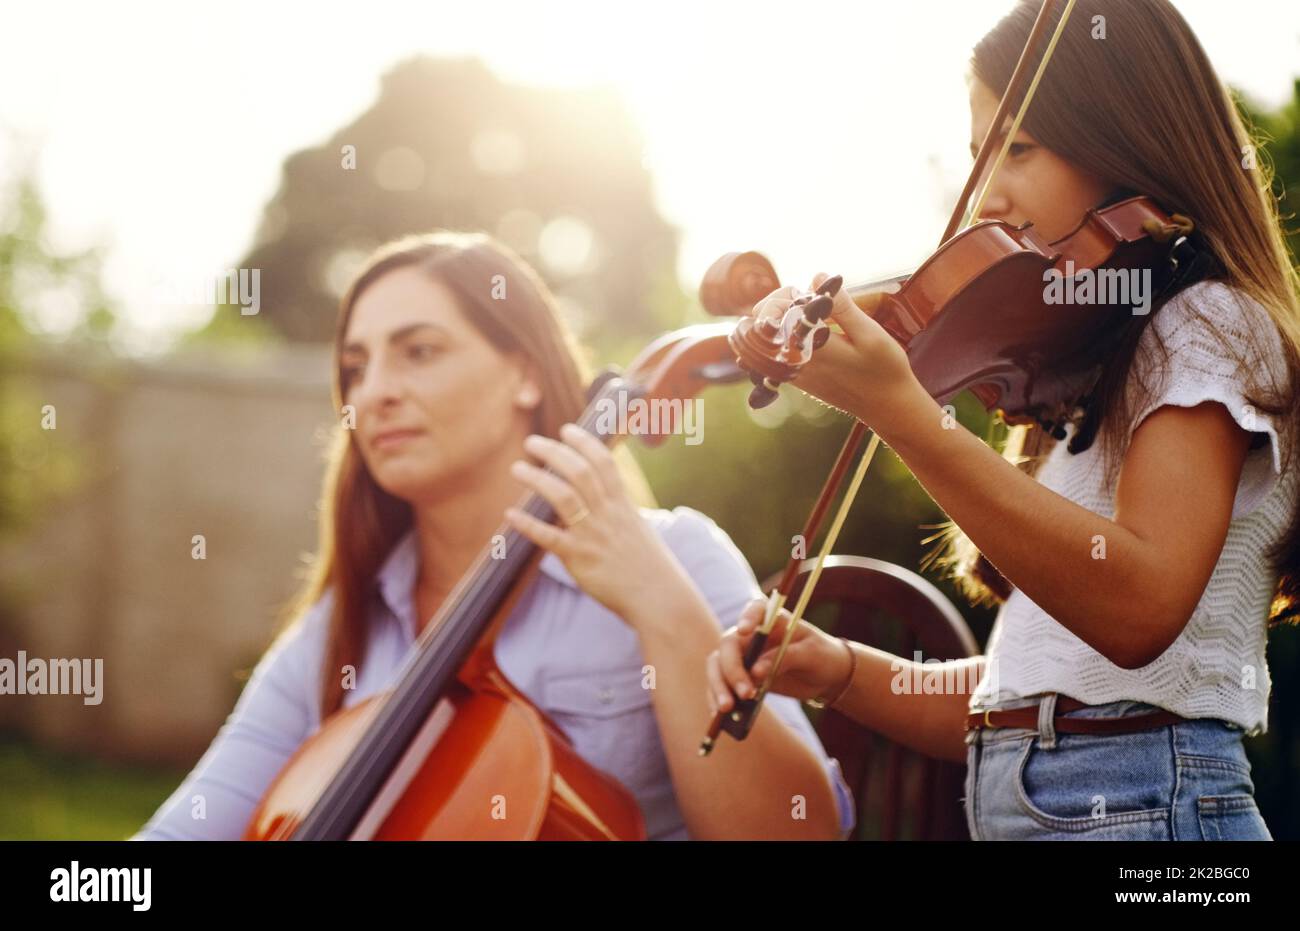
left=563, top=503, right=591, bottom=527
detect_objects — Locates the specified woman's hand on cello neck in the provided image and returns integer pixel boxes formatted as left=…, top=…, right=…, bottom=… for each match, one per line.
left=505, top=425, right=849, bottom=840
left=503, top=422, right=682, bottom=632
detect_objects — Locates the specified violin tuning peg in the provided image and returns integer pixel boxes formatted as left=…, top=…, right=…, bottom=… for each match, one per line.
left=817, top=274, right=843, bottom=297
left=748, top=381, right=780, bottom=409
left=812, top=328, right=830, bottom=350
left=805, top=293, right=835, bottom=323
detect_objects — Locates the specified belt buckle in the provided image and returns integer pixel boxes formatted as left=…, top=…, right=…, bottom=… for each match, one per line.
left=966, top=708, right=995, bottom=731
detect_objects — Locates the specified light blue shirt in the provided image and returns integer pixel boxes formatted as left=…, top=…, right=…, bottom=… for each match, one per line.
left=135, top=506, right=855, bottom=840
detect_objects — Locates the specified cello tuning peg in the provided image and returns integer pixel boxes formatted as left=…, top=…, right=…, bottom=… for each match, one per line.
left=584, top=367, right=623, bottom=403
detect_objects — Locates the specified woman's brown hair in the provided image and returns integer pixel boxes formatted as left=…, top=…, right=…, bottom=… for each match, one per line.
left=933, top=0, right=1300, bottom=626
left=281, top=230, right=656, bottom=718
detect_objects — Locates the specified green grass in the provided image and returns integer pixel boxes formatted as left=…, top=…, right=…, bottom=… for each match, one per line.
left=0, top=733, right=187, bottom=840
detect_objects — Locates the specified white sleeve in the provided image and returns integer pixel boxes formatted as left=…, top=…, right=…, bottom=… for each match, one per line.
left=131, top=593, right=331, bottom=840
left=1128, top=282, right=1291, bottom=519
left=660, top=506, right=857, bottom=836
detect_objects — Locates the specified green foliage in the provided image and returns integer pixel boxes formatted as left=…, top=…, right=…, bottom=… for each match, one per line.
left=1237, top=79, right=1300, bottom=265
left=0, top=157, right=113, bottom=541
left=0, top=734, right=185, bottom=840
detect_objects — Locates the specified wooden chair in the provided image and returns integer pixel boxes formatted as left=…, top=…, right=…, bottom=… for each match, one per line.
left=761, top=556, right=980, bottom=840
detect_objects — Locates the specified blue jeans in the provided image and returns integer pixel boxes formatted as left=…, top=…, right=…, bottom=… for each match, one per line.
left=963, top=693, right=1271, bottom=840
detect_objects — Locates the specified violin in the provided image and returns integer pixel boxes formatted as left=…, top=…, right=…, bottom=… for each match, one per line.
left=702, top=194, right=1195, bottom=433
left=244, top=328, right=745, bottom=840
left=694, top=0, right=1198, bottom=752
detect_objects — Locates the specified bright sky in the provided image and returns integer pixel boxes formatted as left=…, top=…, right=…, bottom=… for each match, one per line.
left=4, top=0, right=1298, bottom=352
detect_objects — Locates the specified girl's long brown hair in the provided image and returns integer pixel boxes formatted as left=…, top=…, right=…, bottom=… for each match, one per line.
left=281, top=231, right=656, bottom=719
left=933, top=0, right=1300, bottom=627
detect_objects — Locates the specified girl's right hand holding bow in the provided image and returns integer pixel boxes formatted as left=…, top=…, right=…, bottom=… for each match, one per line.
left=705, top=596, right=855, bottom=713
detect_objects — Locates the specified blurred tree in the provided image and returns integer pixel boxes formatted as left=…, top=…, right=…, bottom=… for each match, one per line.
left=203, top=56, right=679, bottom=348
left=0, top=155, right=111, bottom=541
left=1238, top=79, right=1300, bottom=264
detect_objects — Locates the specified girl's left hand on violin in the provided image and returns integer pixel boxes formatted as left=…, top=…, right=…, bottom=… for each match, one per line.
left=754, top=273, right=925, bottom=431
left=504, top=423, right=678, bottom=624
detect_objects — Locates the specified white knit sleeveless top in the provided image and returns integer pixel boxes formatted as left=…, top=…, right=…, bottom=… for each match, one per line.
left=969, top=280, right=1296, bottom=735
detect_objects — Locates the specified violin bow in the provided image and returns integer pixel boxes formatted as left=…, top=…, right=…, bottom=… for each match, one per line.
left=700, top=0, right=1078, bottom=754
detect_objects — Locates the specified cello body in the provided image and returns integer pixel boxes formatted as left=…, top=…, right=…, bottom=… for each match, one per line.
left=244, top=636, right=646, bottom=840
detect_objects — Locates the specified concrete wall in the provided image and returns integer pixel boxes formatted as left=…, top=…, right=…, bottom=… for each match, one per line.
left=0, top=344, right=337, bottom=766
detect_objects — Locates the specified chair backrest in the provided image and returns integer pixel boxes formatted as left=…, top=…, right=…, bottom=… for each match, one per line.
left=761, top=556, right=979, bottom=841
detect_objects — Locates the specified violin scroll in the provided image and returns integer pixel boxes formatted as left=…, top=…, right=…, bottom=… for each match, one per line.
left=731, top=277, right=841, bottom=409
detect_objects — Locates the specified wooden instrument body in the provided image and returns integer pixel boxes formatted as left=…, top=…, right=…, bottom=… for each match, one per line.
left=244, top=636, right=646, bottom=841
left=881, top=196, right=1172, bottom=420
left=706, top=197, right=1178, bottom=428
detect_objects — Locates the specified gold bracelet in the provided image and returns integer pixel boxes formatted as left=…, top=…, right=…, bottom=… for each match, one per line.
left=806, top=637, right=857, bottom=710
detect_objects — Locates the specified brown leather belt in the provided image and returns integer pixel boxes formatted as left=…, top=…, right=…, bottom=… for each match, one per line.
left=966, top=695, right=1187, bottom=735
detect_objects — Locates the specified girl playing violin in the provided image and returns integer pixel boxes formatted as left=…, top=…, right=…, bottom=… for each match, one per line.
left=709, top=0, right=1299, bottom=840
left=135, top=231, right=853, bottom=840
